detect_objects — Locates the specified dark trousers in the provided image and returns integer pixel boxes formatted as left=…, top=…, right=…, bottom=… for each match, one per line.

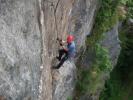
left=56, top=49, right=68, bottom=69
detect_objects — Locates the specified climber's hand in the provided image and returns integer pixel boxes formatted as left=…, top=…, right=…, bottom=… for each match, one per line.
left=59, top=42, right=63, bottom=46
left=57, top=37, right=63, bottom=46
left=57, top=37, right=62, bottom=41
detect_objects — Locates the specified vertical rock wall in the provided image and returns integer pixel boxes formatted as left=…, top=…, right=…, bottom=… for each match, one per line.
left=101, top=23, right=121, bottom=66
left=0, top=0, right=99, bottom=100
left=39, top=0, right=98, bottom=100
left=0, top=0, right=42, bottom=100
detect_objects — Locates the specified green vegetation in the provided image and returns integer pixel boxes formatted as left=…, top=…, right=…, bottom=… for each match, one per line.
left=100, top=0, right=133, bottom=99
left=94, top=44, right=112, bottom=72
left=87, top=0, right=121, bottom=46
left=67, top=96, right=72, bottom=100
left=75, top=44, right=112, bottom=99
left=74, top=0, right=132, bottom=99
left=74, top=0, right=122, bottom=99
left=100, top=21, right=133, bottom=100
left=125, top=0, right=133, bottom=18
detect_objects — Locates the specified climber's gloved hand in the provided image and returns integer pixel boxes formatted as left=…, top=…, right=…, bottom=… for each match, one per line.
left=57, top=37, right=62, bottom=41
left=57, top=37, right=63, bottom=46
left=60, top=42, right=63, bottom=46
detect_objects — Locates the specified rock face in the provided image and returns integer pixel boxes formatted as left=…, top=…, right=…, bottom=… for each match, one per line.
left=52, top=61, right=76, bottom=100
left=0, top=0, right=99, bottom=100
left=101, top=23, right=121, bottom=66
left=0, top=0, right=121, bottom=100
left=0, top=0, right=41, bottom=100
left=40, top=0, right=98, bottom=100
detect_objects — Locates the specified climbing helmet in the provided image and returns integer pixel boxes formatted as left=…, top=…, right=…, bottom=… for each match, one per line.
left=67, top=35, right=74, bottom=43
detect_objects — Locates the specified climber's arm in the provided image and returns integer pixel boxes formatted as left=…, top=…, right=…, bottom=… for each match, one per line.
left=57, top=37, right=68, bottom=51
left=62, top=45, right=68, bottom=51
left=59, top=41, right=68, bottom=51
left=57, top=37, right=67, bottom=46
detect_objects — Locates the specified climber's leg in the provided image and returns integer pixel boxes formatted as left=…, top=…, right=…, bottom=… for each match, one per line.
left=55, top=54, right=68, bottom=69
left=57, top=49, right=67, bottom=61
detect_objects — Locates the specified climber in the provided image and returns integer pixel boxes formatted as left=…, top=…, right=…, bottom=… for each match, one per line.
left=54, top=34, right=76, bottom=69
